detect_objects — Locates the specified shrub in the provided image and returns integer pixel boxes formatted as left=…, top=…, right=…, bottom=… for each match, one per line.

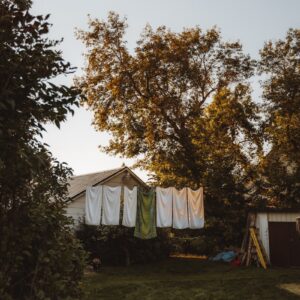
left=76, top=224, right=171, bottom=266
left=0, top=1, right=86, bottom=298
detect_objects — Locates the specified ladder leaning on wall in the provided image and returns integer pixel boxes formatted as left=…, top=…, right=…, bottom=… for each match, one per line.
left=240, top=214, right=268, bottom=269
left=249, top=227, right=267, bottom=269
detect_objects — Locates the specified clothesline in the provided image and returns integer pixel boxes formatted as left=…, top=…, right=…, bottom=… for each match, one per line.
left=85, top=185, right=205, bottom=239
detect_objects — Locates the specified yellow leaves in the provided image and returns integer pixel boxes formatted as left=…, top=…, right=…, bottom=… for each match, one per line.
left=106, top=77, right=122, bottom=97
left=75, top=11, right=259, bottom=194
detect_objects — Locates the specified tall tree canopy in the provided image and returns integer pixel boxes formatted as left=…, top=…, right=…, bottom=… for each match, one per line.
left=0, top=1, right=85, bottom=299
left=77, top=12, right=260, bottom=246
left=258, top=29, right=300, bottom=207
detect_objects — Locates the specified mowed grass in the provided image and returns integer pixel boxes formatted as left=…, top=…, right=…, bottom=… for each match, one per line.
left=83, top=258, right=300, bottom=300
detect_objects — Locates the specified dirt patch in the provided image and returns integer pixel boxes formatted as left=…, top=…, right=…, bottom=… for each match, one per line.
left=170, top=254, right=207, bottom=260
left=280, top=283, right=300, bottom=296
left=84, top=268, right=97, bottom=277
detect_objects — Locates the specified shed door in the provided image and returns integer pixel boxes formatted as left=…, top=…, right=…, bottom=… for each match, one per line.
left=268, top=222, right=300, bottom=267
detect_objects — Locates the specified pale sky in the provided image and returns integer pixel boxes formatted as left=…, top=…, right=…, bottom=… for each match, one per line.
left=31, top=0, right=300, bottom=181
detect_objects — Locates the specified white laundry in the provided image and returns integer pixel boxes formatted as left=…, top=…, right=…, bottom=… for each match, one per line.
left=85, top=186, right=102, bottom=225
left=172, top=187, right=189, bottom=229
left=122, top=186, right=137, bottom=227
left=187, top=187, right=204, bottom=229
left=156, top=187, right=173, bottom=227
left=102, top=186, right=121, bottom=225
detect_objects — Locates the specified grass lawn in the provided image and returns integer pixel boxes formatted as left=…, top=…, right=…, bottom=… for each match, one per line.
left=83, top=257, right=300, bottom=300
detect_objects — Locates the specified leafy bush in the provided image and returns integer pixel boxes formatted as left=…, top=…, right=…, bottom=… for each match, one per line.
left=169, top=234, right=216, bottom=256
left=0, top=1, right=86, bottom=298
left=0, top=191, right=86, bottom=299
left=76, top=224, right=171, bottom=266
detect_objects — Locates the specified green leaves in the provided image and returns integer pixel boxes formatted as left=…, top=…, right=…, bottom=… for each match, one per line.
left=0, top=1, right=84, bottom=299
left=258, top=29, right=300, bottom=207
left=77, top=13, right=257, bottom=184
left=76, top=224, right=171, bottom=266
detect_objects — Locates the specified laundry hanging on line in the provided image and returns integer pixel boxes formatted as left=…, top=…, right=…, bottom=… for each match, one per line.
left=84, top=185, right=205, bottom=231
left=85, top=186, right=102, bottom=225
left=134, top=188, right=157, bottom=239
left=187, top=187, right=204, bottom=229
left=102, top=186, right=121, bottom=225
left=122, top=186, right=137, bottom=227
left=172, top=187, right=189, bottom=229
left=156, top=187, right=173, bottom=228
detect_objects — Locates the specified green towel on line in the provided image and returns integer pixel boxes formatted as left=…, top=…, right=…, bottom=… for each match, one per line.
left=134, top=187, right=157, bottom=239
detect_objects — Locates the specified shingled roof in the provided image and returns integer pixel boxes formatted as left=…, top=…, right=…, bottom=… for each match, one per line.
left=67, top=166, right=146, bottom=199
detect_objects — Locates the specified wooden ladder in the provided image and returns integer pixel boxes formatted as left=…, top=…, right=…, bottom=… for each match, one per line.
left=249, top=227, right=267, bottom=269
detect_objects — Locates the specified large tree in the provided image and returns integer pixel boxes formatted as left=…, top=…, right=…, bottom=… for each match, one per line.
left=77, top=13, right=259, bottom=247
left=258, top=29, right=300, bottom=207
left=0, top=1, right=85, bottom=299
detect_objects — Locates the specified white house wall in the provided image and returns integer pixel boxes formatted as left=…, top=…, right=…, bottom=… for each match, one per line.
left=65, top=194, right=85, bottom=226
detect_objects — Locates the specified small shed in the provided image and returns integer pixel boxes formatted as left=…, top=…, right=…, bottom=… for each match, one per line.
left=250, top=208, right=300, bottom=267
left=65, top=166, right=147, bottom=226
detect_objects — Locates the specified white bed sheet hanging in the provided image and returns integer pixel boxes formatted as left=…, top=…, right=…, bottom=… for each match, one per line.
left=122, top=186, right=137, bottom=227
left=156, top=187, right=173, bottom=227
left=85, top=186, right=102, bottom=225
left=102, top=186, right=121, bottom=225
left=172, top=187, right=189, bottom=229
left=187, top=187, right=204, bottom=229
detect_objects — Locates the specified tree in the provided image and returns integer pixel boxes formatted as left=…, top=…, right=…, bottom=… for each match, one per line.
left=0, top=1, right=85, bottom=299
left=77, top=12, right=259, bottom=247
left=258, top=29, right=300, bottom=207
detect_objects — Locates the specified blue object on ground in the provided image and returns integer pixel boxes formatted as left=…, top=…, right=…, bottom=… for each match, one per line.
left=211, top=251, right=237, bottom=262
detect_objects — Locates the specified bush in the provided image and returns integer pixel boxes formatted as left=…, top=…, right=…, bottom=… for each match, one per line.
left=0, top=1, right=86, bottom=298
left=169, top=228, right=226, bottom=256
left=76, top=224, right=171, bottom=266
left=0, top=198, right=86, bottom=299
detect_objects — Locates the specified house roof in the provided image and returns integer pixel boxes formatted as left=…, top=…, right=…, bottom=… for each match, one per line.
left=67, top=166, right=147, bottom=199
